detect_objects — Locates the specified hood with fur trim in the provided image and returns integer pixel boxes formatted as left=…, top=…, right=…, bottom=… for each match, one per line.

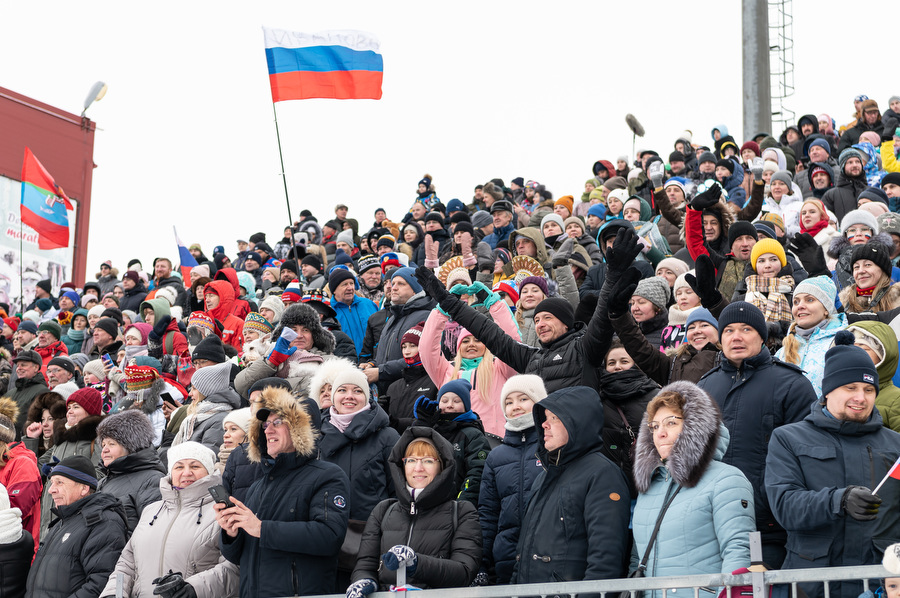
left=828, top=231, right=894, bottom=260
left=679, top=199, right=736, bottom=247
left=271, top=302, right=335, bottom=354
left=52, top=413, right=103, bottom=445
left=632, top=380, right=726, bottom=493
left=248, top=386, right=318, bottom=462
left=27, top=391, right=66, bottom=428
left=0, top=396, right=18, bottom=424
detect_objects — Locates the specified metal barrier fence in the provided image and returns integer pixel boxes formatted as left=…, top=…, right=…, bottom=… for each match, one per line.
left=304, top=565, right=893, bottom=598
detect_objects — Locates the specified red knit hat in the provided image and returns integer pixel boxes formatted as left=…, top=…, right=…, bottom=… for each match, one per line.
left=740, top=141, right=760, bottom=157
left=401, top=322, right=425, bottom=347
left=2, top=317, right=19, bottom=333
left=67, top=387, right=103, bottom=417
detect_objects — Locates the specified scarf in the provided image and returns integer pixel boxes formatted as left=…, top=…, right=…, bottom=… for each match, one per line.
left=328, top=402, right=370, bottom=434
left=745, top=275, right=794, bottom=323
left=793, top=318, right=829, bottom=341
left=66, top=328, right=85, bottom=343
left=404, top=356, right=422, bottom=367
left=460, top=356, right=483, bottom=371
left=857, top=285, right=876, bottom=297
left=174, top=398, right=234, bottom=445
left=800, top=218, right=828, bottom=238
left=505, top=413, right=535, bottom=432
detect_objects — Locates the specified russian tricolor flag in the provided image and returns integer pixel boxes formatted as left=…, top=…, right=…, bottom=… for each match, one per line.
left=174, top=226, right=198, bottom=284
left=263, top=27, right=383, bottom=101
left=20, top=148, right=73, bottom=250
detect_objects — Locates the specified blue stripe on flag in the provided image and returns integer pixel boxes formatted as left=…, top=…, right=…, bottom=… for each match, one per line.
left=265, top=45, right=383, bottom=75
left=21, top=183, right=69, bottom=227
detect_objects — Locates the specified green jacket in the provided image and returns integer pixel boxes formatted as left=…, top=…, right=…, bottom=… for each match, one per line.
left=851, top=321, right=900, bottom=433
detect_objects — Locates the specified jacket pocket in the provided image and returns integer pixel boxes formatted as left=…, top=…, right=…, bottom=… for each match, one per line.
left=792, top=444, right=837, bottom=461
left=786, top=532, right=833, bottom=563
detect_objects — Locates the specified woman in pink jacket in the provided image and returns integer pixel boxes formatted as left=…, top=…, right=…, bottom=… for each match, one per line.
left=420, top=283, right=519, bottom=437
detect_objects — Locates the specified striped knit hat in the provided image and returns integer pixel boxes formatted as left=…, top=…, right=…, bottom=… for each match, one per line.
left=188, top=311, right=216, bottom=335
left=281, top=279, right=303, bottom=304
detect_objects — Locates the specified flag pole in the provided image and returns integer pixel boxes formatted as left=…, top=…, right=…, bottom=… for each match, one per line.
left=19, top=217, right=23, bottom=314
left=271, top=102, right=300, bottom=263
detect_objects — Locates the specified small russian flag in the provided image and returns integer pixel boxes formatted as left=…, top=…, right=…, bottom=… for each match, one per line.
left=874, top=454, right=900, bottom=494
left=263, top=27, right=383, bottom=101
left=174, top=226, right=198, bottom=284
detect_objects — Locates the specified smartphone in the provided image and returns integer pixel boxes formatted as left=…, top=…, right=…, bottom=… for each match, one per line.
left=208, top=485, right=234, bottom=508
left=101, top=354, right=114, bottom=368
left=160, top=392, right=180, bottom=409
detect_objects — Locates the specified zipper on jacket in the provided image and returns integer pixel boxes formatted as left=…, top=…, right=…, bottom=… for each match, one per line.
left=292, top=559, right=299, bottom=595
left=159, top=491, right=183, bottom=577
left=869, top=446, right=876, bottom=488
left=324, top=491, right=328, bottom=522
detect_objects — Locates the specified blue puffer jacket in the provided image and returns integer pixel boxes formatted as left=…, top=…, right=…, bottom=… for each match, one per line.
left=331, top=295, right=378, bottom=357
left=697, top=347, right=817, bottom=543
left=318, top=400, right=400, bottom=521
left=477, top=425, right=542, bottom=583
left=766, top=404, right=900, bottom=598
left=775, top=314, right=848, bottom=398
left=632, top=381, right=754, bottom=594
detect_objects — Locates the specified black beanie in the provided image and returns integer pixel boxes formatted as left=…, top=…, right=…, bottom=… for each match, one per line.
left=821, top=331, right=880, bottom=397
left=301, top=254, right=323, bottom=273
left=449, top=211, right=472, bottom=225
left=669, top=150, right=685, bottom=163
left=248, top=377, right=293, bottom=397
left=95, top=317, right=119, bottom=339
left=715, top=158, right=735, bottom=174
left=192, top=335, right=227, bottom=364
left=454, top=221, right=475, bottom=237
left=424, top=212, right=445, bottom=226
left=329, top=268, right=357, bottom=292
left=851, top=240, right=892, bottom=277
left=717, top=301, right=768, bottom=341
left=50, top=455, right=98, bottom=489
left=533, top=298, right=575, bottom=330
left=36, top=279, right=52, bottom=295
left=727, top=221, right=759, bottom=249
left=281, top=259, right=298, bottom=274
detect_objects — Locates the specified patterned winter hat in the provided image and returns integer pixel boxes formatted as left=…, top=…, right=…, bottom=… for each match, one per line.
left=244, top=312, right=274, bottom=335
left=125, top=365, right=159, bottom=392
left=281, top=279, right=303, bottom=304
left=188, top=311, right=216, bottom=335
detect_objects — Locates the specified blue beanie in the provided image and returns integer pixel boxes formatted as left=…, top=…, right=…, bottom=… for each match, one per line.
left=446, top=198, right=466, bottom=214
left=438, top=379, right=472, bottom=412
left=808, top=138, right=831, bottom=155
left=132, top=355, right=163, bottom=373
left=390, top=267, right=423, bottom=293
left=62, top=290, right=80, bottom=305
left=587, top=203, right=607, bottom=219
left=685, top=307, right=718, bottom=329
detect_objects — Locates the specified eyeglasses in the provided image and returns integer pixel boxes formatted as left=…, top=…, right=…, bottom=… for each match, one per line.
left=262, top=418, right=285, bottom=430
left=647, top=416, right=683, bottom=432
left=403, top=458, right=437, bottom=467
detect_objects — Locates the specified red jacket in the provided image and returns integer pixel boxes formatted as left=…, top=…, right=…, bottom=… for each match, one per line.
left=160, top=317, right=189, bottom=357
left=34, top=340, right=68, bottom=379
left=214, top=268, right=251, bottom=319
left=0, top=442, right=42, bottom=555
left=204, top=280, right=244, bottom=354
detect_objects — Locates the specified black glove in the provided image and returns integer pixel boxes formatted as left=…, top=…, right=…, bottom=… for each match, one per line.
left=551, top=237, right=575, bottom=269
left=882, top=116, right=899, bottom=143
left=787, top=233, right=829, bottom=277
left=415, top=265, right=449, bottom=303
left=684, top=254, right=723, bottom=309
left=149, top=315, right=172, bottom=342
left=607, top=267, right=643, bottom=319
left=690, top=182, right=723, bottom=211
left=152, top=571, right=197, bottom=598
left=605, top=227, right=642, bottom=274
left=841, top=485, right=881, bottom=521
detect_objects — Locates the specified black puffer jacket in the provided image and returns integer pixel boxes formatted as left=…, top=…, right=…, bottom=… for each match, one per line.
left=0, top=529, right=33, bottom=598
left=352, top=427, right=481, bottom=590
left=823, top=170, right=868, bottom=225
left=697, top=348, right=817, bottom=548
left=382, top=364, right=438, bottom=434
left=512, top=387, right=631, bottom=583
left=221, top=443, right=262, bottom=504
left=639, top=309, right=669, bottom=351
left=598, top=368, right=660, bottom=497
left=97, top=447, right=166, bottom=532
left=318, top=400, right=400, bottom=521
left=26, top=492, right=128, bottom=598
left=220, top=386, right=350, bottom=597
left=118, top=283, right=148, bottom=313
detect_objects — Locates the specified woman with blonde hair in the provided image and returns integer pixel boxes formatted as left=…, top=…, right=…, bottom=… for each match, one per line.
left=420, top=283, right=519, bottom=436
left=776, top=276, right=847, bottom=397
left=174, top=361, right=241, bottom=453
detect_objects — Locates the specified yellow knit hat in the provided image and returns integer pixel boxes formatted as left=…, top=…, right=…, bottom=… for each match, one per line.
left=750, top=237, right=787, bottom=271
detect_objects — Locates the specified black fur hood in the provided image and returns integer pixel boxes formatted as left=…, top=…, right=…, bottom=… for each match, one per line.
left=271, top=302, right=336, bottom=354
left=828, top=232, right=894, bottom=260
left=632, top=380, right=727, bottom=493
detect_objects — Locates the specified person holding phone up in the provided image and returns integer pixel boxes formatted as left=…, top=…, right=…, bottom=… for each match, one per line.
left=100, top=441, right=239, bottom=598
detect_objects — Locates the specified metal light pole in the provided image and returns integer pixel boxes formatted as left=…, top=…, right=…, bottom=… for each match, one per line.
left=742, top=0, right=772, bottom=139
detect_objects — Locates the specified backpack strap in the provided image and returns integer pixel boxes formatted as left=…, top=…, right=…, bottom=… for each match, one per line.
left=163, top=330, right=175, bottom=354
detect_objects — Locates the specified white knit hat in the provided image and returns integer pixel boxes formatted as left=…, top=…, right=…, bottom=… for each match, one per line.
left=223, top=407, right=252, bottom=434
left=500, top=375, right=548, bottom=407
left=331, top=368, right=371, bottom=402
left=167, top=441, right=216, bottom=477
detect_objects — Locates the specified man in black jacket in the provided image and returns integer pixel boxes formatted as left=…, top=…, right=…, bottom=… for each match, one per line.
left=512, top=386, right=630, bottom=583
left=416, top=227, right=644, bottom=394
left=26, top=456, right=128, bottom=598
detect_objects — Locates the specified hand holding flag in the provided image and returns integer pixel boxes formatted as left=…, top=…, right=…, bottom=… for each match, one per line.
left=873, top=454, right=900, bottom=495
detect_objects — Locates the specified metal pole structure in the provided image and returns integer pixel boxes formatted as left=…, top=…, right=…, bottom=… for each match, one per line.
left=742, top=0, right=773, bottom=139
left=271, top=102, right=301, bottom=264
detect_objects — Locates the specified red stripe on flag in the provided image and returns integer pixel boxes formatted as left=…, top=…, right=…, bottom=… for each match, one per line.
left=20, top=204, right=69, bottom=249
left=889, top=456, right=900, bottom=481
left=269, top=70, right=383, bottom=101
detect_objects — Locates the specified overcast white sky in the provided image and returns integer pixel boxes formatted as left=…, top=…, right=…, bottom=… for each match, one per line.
left=2, top=0, right=896, bottom=277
